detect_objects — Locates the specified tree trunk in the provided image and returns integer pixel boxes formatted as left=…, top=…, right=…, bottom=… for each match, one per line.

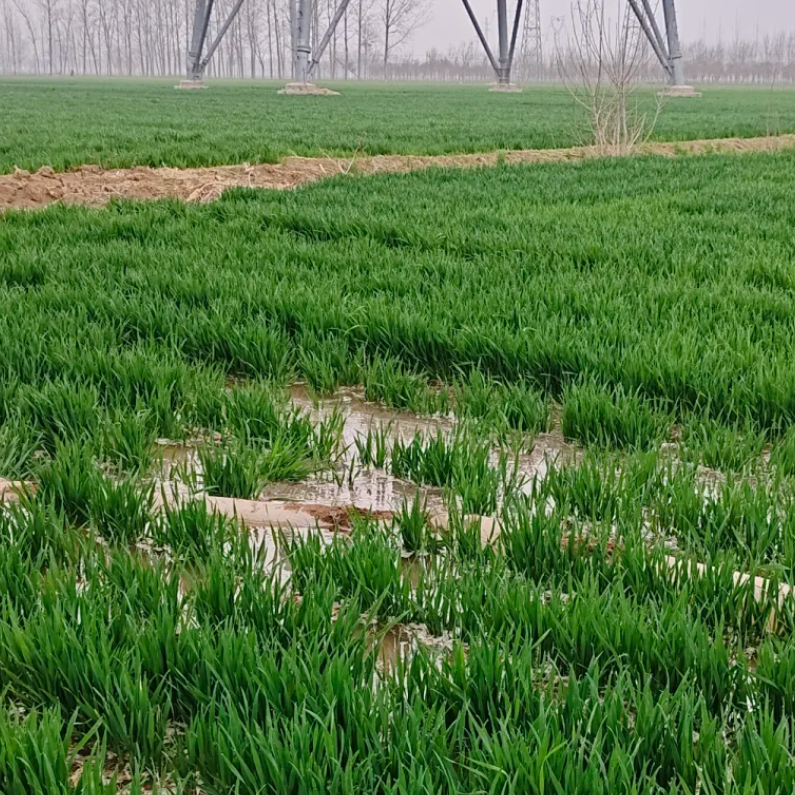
left=273, top=0, right=282, bottom=78
left=266, top=0, right=274, bottom=76
left=356, top=0, right=361, bottom=77
left=383, top=0, right=389, bottom=78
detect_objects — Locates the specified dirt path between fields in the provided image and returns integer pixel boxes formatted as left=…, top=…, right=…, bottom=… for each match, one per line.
left=2, top=133, right=795, bottom=211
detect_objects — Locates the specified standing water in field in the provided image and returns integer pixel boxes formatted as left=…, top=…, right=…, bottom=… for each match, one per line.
left=279, top=385, right=570, bottom=512
left=154, top=385, right=571, bottom=520
left=289, top=385, right=456, bottom=450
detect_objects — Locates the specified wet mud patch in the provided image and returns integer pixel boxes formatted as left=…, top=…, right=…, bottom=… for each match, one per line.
left=261, top=474, right=447, bottom=518
left=374, top=621, right=459, bottom=674
left=0, top=479, right=33, bottom=501
left=283, top=501, right=395, bottom=530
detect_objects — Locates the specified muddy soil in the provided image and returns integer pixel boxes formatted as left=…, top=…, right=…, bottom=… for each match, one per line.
left=375, top=621, right=457, bottom=673
left=2, top=133, right=794, bottom=211
left=0, top=479, right=30, bottom=501
left=150, top=385, right=564, bottom=565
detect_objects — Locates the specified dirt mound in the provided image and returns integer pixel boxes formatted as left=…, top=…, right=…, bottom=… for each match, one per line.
left=0, top=160, right=340, bottom=210
left=2, top=133, right=794, bottom=211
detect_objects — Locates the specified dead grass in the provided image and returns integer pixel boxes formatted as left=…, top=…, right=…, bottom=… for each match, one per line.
left=2, top=133, right=795, bottom=211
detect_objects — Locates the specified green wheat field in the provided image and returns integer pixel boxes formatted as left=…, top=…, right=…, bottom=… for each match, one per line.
left=2, top=79, right=795, bottom=793
left=1, top=79, right=795, bottom=171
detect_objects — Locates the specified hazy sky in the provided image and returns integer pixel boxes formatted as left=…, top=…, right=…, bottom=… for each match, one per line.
left=410, top=0, right=795, bottom=55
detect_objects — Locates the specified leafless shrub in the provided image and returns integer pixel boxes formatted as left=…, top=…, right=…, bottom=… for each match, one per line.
left=555, top=0, right=664, bottom=155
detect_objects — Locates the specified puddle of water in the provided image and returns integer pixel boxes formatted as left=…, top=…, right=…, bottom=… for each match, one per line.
left=401, top=554, right=433, bottom=588
left=154, top=440, right=200, bottom=479
left=153, top=387, right=569, bottom=538
left=290, top=384, right=455, bottom=452
left=513, top=431, right=573, bottom=491
left=151, top=480, right=195, bottom=511
left=376, top=624, right=416, bottom=671
left=286, top=385, right=568, bottom=513
left=262, top=471, right=447, bottom=516
left=292, top=385, right=569, bottom=474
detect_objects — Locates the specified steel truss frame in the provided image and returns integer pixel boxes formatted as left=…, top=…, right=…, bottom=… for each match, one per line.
left=185, top=0, right=687, bottom=88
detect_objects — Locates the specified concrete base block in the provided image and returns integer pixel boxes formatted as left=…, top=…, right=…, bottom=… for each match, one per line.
left=175, top=80, right=207, bottom=90
left=488, top=83, right=523, bottom=93
left=658, top=85, right=702, bottom=98
left=278, top=82, right=340, bottom=95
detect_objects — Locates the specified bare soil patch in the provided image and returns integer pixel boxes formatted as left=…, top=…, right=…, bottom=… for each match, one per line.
left=284, top=502, right=395, bottom=530
left=2, top=133, right=794, bottom=211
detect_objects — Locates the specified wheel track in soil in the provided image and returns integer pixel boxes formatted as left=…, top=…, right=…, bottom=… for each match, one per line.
left=2, top=133, right=795, bottom=211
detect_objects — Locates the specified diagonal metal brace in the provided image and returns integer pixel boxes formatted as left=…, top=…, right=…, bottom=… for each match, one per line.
left=507, top=0, right=524, bottom=74
left=460, top=0, right=500, bottom=76
left=626, top=0, right=672, bottom=77
left=639, top=0, right=669, bottom=62
left=308, top=0, right=355, bottom=76
left=200, top=0, right=247, bottom=71
left=187, top=0, right=215, bottom=80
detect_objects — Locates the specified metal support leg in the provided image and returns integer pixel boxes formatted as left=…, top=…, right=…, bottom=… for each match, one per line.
left=182, top=0, right=245, bottom=86
left=308, top=0, right=354, bottom=76
left=507, top=0, right=524, bottom=74
left=627, top=0, right=696, bottom=94
left=661, top=0, right=684, bottom=86
left=496, top=0, right=509, bottom=84
left=460, top=0, right=499, bottom=76
left=294, top=0, right=311, bottom=84
left=626, top=0, right=671, bottom=78
left=279, top=0, right=340, bottom=92
left=459, top=0, right=521, bottom=89
left=186, top=0, right=214, bottom=82
left=639, top=0, right=669, bottom=62
left=199, top=0, right=246, bottom=72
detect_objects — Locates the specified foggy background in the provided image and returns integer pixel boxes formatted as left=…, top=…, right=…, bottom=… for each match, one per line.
left=411, top=0, right=795, bottom=55
left=2, top=0, right=795, bottom=79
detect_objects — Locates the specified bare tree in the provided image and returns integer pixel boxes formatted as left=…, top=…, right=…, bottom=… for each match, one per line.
left=377, top=0, right=427, bottom=77
left=11, top=0, right=41, bottom=70
left=272, top=0, right=284, bottom=77
left=1, top=0, right=24, bottom=71
left=1, top=0, right=22, bottom=71
left=32, top=0, right=60, bottom=73
left=243, top=0, right=262, bottom=76
left=556, top=0, right=662, bottom=154
left=342, top=4, right=347, bottom=76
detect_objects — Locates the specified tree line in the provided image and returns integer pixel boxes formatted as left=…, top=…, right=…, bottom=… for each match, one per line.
left=0, top=0, right=430, bottom=78
left=2, top=0, right=795, bottom=84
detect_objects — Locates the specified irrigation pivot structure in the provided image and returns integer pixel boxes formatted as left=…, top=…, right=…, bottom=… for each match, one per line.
left=285, top=0, right=354, bottom=92
left=182, top=0, right=693, bottom=93
left=180, top=0, right=353, bottom=91
left=464, top=0, right=691, bottom=89
left=181, top=0, right=247, bottom=87
left=626, top=0, right=694, bottom=91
